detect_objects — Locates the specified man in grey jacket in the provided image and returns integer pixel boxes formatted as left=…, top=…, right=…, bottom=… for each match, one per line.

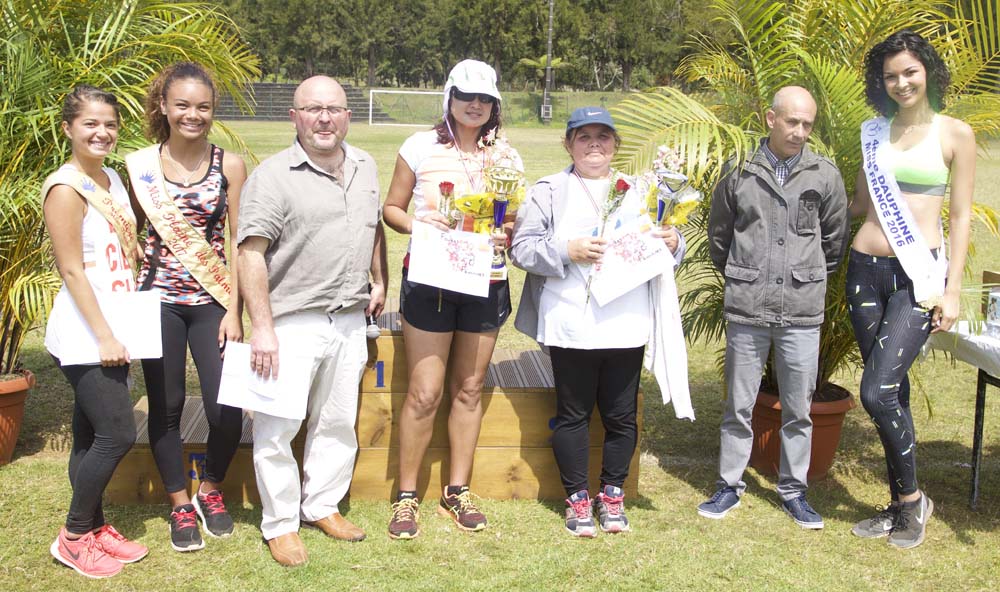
left=697, top=86, right=848, bottom=528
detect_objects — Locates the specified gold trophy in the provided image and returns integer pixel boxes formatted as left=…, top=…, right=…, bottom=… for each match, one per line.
left=484, top=165, right=524, bottom=281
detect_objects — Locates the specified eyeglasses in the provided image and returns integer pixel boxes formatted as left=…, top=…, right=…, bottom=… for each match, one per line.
left=451, top=90, right=496, bottom=104
left=294, top=105, right=349, bottom=117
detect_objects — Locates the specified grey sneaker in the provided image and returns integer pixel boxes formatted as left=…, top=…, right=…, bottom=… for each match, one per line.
left=697, top=486, right=741, bottom=519
left=851, top=503, right=899, bottom=538
left=564, top=491, right=597, bottom=538
left=782, top=494, right=824, bottom=529
left=594, top=485, right=630, bottom=533
left=888, top=492, right=933, bottom=549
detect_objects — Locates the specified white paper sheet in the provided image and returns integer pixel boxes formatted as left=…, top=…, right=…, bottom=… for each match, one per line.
left=407, top=220, right=492, bottom=297
left=217, top=341, right=315, bottom=420
left=55, top=290, right=163, bottom=365
left=589, top=216, right=671, bottom=307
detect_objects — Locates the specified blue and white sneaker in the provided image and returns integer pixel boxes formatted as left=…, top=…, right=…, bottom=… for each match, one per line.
left=594, top=485, right=630, bottom=533
left=782, top=494, right=824, bottom=529
left=697, top=486, right=741, bottom=519
left=564, top=491, right=597, bottom=538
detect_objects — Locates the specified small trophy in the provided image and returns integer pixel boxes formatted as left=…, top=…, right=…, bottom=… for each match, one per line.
left=654, top=169, right=689, bottom=225
left=651, top=168, right=701, bottom=227
left=484, top=166, right=524, bottom=281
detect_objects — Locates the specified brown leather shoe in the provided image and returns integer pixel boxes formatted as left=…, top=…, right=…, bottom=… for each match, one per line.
left=267, top=532, right=308, bottom=567
left=303, top=513, right=366, bottom=542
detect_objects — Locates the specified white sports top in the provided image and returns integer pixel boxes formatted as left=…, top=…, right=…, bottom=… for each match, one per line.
left=44, top=165, right=136, bottom=362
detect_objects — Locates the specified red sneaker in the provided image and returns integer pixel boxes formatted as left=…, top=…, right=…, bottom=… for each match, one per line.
left=50, top=528, right=123, bottom=579
left=94, top=524, right=149, bottom=563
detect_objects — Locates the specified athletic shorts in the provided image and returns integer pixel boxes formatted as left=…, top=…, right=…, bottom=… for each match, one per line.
left=399, top=267, right=511, bottom=333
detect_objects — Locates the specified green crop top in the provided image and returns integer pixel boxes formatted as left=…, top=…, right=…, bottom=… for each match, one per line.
left=888, top=114, right=949, bottom=196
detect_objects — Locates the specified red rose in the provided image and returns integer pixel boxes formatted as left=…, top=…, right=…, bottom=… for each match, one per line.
left=439, top=181, right=455, bottom=196
left=615, top=178, right=630, bottom=193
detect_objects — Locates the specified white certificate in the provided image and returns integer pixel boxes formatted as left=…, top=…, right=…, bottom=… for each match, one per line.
left=217, top=341, right=315, bottom=420
left=589, top=216, right=672, bottom=307
left=407, top=220, right=492, bottom=297
left=55, top=290, right=162, bottom=366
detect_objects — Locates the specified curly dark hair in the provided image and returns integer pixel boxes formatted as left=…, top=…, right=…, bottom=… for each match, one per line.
left=864, top=29, right=950, bottom=117
left=143, top=62, right=217, bottom=143
left=433, top=88, right=502, bottom=146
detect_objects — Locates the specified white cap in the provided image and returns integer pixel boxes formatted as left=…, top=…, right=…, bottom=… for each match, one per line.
left=442, top=59, right=502, bottom=116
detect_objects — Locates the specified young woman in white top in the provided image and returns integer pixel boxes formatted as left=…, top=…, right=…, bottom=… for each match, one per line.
left=382, top=60, right=521, bottom=538
left=43, top=85, right=148, bottom=578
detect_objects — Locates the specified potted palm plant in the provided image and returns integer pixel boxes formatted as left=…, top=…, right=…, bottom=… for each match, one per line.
left=0, top=0, right=260, bottom=464
left=610, top=0, right=1000, bottom=477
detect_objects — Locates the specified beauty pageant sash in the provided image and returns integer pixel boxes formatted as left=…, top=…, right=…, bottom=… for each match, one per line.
left=40, top=168, right=141, bottom=267
left=126, top=145, right=232, bottom=309
left=860, top=117, right=946, bottom=307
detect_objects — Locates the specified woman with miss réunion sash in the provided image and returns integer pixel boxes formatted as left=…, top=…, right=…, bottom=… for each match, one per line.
left=846, top=30, right=976, bottom=550
left=44, top=85, right=152, bottom=578
left=127, top=62, right=248, bottom=552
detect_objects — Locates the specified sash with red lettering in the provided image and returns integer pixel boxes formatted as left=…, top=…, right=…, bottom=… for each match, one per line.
left=126, top=145, right=232, bottom=309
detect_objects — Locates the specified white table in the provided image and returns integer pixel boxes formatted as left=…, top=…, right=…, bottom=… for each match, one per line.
left=926, top=321, right=1000, bottom=508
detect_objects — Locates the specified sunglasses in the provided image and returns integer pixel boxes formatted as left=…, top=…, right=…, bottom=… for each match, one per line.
left=451, top=89, right=496, bottom=104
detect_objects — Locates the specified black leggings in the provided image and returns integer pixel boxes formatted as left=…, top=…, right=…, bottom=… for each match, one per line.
left=142, top=301, right=241, bottom=494
left=845, top=249, right=933, bottom=498
left=56, top=361, right=136, bottom=534
left=549, top=346, right=644, bottom=496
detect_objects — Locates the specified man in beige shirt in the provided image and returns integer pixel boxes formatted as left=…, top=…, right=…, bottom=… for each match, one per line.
left=238, top=76, right=387, bottom=567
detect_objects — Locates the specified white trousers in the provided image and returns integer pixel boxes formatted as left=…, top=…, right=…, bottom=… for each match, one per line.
left=252, top=309, right=367, bottom=540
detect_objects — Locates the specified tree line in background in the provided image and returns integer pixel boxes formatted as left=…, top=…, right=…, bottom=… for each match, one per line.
left=219, top=0, right=730, bottom=91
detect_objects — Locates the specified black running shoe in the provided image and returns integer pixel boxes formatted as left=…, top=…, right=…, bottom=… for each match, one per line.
left=194, top=489, right=234, bottom=538
left=169, top=504, right=205, bottom=552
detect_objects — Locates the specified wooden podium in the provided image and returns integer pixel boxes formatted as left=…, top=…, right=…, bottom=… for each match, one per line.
left=106, top=310, right=641, bottom=504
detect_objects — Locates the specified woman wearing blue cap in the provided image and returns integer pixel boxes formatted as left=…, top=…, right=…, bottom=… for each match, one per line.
left=382, top=59, right=523, bottom=539
left=510, top=107, right=688, bottom=537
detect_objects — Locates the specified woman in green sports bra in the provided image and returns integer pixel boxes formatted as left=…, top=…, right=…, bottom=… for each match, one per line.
left=845, top=30, right=976, bottom=550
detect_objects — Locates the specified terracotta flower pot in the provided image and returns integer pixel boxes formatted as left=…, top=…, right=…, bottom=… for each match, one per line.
left=0, top=369, right=35, bottom=465
left=749, top=383, right=856, bottom=481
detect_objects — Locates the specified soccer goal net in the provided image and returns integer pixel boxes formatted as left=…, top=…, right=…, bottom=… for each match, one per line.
left=368, top=89, right=443, bottom=127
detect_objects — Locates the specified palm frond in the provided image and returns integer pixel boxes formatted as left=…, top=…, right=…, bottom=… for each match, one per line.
left=0, top=0, right=260, bottom=372
left=611, top=87, right=755, bottom=189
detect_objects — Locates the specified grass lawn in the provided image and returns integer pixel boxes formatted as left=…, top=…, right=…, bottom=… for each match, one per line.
left=2, top=122, right=999, bottom=591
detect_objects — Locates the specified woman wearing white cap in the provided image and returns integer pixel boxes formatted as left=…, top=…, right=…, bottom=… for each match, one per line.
left=383, top=59, right=522, bottom=539
left=510, top=107, right=688, bottom=537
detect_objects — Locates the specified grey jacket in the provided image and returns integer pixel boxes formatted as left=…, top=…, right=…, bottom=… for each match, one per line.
left=708, top=144, right=848, bottom=327
left=510, top=165, right=686, bottom=340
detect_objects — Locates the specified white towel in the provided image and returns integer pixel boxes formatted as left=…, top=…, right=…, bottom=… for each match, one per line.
left=644, top=261, right=694, bottom=420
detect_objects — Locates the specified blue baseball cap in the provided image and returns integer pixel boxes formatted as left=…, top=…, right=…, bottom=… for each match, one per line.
left=566, top=106, right=616, bottom=131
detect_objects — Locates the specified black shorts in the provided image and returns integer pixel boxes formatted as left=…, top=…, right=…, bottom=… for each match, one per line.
left=400, top=267, right=511, bottom=333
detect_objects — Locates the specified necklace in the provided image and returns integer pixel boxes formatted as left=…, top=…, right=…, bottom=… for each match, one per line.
left=573, top=169, right=609, bottom=217
left=452, top=140, right=486, bottom=192
left=895, top=115, right=933, bottom=137
left=163, top=144, right=210, bottom=187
